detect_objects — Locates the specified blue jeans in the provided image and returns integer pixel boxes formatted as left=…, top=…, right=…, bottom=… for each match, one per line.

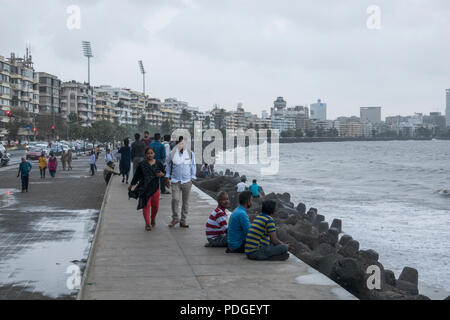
left=247, top=244, right=289, bottom=261
left=207, top=235, right=228, bottom=247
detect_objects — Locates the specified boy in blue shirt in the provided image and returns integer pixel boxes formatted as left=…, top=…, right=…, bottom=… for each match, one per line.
left=227, top=191, right=252, bottom=253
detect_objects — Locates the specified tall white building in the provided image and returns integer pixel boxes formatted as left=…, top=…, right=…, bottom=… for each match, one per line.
left=61, top=81, right=96, bottom=126
left=310, top=99, right=327, bottom=121
left=446, top=89, right=450, bottom=127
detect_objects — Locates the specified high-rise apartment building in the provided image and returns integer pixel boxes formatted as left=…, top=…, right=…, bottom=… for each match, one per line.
left=61, top=81, right=96, bottom=127
left=310, top=99, right=327, bottom=121
left=38, top=72, right=61, bottom=116
left=360, top=106, right=381, bottom=123
left=0, top=56, right=12, bottom=139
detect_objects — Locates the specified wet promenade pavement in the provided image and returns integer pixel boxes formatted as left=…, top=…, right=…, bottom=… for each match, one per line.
left=0, top=155, right=106, bottom=299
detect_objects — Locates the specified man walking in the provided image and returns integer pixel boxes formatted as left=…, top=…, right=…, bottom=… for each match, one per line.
left=90, top=151, right=96, bottom=176
left=165, top=141, right=196, bottom=228
left=61, top=149, right=68, bottom=171
left=17, top=157, right=32, bottom=193
left=131, top=133, right=145, bottom=176
left=162, top=135, right=171, bottom=194
left=142, top=131, right=152, bottom=147
left=150, top=133, right=167, bottom=194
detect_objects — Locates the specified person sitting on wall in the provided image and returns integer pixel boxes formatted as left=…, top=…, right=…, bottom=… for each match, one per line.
left=245, top=200, right=290, bottom=261
left=104, top=161, right=120, bottom=185
left=205, top=191, right=230, bottom=247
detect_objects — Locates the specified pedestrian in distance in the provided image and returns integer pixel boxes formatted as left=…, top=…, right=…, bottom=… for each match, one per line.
left=131, top=133, right=146, bottom=176
left=90, top=151, right=96, bottom=176
left=61, top=149, right=68, bottom=171
left=205, top=191, right=230, bottom=247
left=236, top=177, right=248, bottom=192
left=227, top=191, right=252, bottom=253
left=249, top=179, right=265, bottom=198
left=129, top=147, right=166, bottom=231
left=165, top=140, right=196, bottom=228
left=39, top=152, right=47, bottom=179
left=149, top=133, right=167, bottom=194
left=48, top=153, right=58, bottom=178
left=118, top=138, right=132, bottom=184
left=245, top=200, right=291, bottom=261
left=162, top=135, right=172, bottom=194
left=67, top=149, right=73, bottom=171
left=142, top=131, right=152, bottom=148
left=105, top=148, right=114, bottom=164
left=17, top=157, right=32, bottom=193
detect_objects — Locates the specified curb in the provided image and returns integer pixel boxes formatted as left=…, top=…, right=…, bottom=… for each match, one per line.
left=76, top=174, right=114, bottom=300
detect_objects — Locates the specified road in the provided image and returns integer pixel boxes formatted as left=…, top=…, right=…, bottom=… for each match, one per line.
left=0, top=155, right=107, bottom=299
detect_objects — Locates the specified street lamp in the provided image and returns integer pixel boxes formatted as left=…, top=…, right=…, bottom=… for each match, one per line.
left=82, top=41, right=93, bottom=85
left=138, top=60, right=146, bottom=95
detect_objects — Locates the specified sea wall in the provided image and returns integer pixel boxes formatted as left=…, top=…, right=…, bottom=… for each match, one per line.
left=194, top=170, right=441, bottom=300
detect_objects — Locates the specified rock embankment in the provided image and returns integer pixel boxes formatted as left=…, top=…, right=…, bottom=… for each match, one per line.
left=194, top=170, right=432, bottom=300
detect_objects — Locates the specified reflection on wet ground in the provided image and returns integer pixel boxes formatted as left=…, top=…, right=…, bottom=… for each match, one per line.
left=0, top=157, right=106, bottom=299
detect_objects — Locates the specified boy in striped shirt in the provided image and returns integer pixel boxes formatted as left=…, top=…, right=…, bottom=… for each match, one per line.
left=205, top=191, right=230, bottom=247
left=245, top=200, right=290, bottom=261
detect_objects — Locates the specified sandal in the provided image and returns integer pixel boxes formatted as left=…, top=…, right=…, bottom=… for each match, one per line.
left=168, top=220, right=178, bottom=228
left=179, top=223, right=189, bottom=228
left=151, top=220, right=156, bottom=227
left=145, top=225, right=152, bottom=231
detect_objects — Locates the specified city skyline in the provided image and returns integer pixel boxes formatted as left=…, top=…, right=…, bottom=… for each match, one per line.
left=1, top=0, right=450, bottom=119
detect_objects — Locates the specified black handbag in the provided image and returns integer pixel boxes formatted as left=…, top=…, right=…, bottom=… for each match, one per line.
left=128, top=183, right=142, bottom=199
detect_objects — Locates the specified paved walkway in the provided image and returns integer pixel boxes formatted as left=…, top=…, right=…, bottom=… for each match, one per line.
left=80, top=175, right=357, bottom=300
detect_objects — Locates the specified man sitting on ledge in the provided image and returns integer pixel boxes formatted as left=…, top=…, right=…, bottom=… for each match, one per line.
left=205, top=191, right=230, bottom=247
left=245, top=200, right=290, bottom=261
left=226, top=191, right=252, bottom=253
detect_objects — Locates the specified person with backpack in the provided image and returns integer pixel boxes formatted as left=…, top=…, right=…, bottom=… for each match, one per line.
left=165, top=140, right=196, bottom=228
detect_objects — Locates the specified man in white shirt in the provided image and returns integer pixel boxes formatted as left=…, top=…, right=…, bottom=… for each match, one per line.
left=105, top=149, right=114, bottom=163
left=236, top=177, right=248, bottom=192
left=165, top=141, right=196, bottom=228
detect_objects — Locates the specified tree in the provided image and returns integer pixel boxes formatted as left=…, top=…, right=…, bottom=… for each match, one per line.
left=181, top=109, right=192, bottom=128
left=137, top=115, right=147, bottom=134
left=204, top=116, right=211, bottom=129
left=295, top=129, right=304, bottom=137
left=160, top=120, right=172, bottom=135
left=6, top=107, right=28, bottom=141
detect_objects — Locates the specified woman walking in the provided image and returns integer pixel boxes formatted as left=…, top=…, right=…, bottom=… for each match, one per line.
left=39, top=152, right=47, bottom=179
left=48, top=153, right=58, bottom=178
left=128, top=147, right=165, bottom=231
left=118, top=138, right=132, bottom=184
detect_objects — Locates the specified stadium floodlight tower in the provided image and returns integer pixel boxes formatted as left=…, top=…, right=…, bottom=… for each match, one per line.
left=82, top=41, right=93, bottom=85
left=138, top=60, right=146, bottom=95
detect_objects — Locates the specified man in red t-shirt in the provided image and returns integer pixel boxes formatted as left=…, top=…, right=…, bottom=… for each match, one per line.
left=205, top=191, right=230, bottom=247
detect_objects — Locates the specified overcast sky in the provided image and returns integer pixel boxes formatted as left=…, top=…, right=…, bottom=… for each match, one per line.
left=1, top=0, right=450, bottom=119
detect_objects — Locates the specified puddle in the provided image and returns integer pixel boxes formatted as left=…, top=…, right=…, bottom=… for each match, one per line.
left=0, top=188, right=20, bottom=208
left=0, top=207, right=99, bottom=298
